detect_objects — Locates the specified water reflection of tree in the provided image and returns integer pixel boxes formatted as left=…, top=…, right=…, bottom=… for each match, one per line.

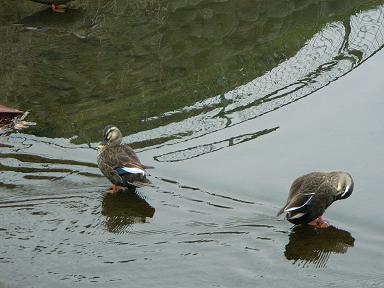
left=101, top=189, right=155, bottom=233
left=284, top=225, right=354, bottom=268
left=1, top=0, right=382, bottom=143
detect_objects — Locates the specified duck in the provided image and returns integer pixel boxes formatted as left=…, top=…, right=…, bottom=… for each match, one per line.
left=97, top=125, right=153, bottom=193
left=27, top=0, right=72, bottom=13
left=277, top=171, right=354, bottom=228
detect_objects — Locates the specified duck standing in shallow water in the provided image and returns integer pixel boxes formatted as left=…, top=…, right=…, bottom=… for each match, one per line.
left=97, top=125, right=153, bottom=193
left=277, top=171, right=354, bottom=228
left=27, top=0, right=72, bottom=13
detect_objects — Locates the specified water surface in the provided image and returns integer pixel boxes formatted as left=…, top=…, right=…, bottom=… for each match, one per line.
left=1, top=1, right=384, bottom=287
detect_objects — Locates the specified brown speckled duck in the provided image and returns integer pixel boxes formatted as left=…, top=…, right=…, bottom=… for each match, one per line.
left=277, top=171, right=354, bottom=228
left=97, top=125, right=153, bottom=193
left=28, top=0, right=72, bottom=12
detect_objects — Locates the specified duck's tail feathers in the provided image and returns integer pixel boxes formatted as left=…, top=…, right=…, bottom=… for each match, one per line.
left=276, top=208, right=284, bottom=217
left=143, top=165, right=154, bottom=169
left=131, top=179, right=155, bottom=188
left=277, top=194, right=314, bottom=217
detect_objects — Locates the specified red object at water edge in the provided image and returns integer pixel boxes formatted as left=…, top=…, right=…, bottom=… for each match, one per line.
left=0, top=104, right=24, bottom=120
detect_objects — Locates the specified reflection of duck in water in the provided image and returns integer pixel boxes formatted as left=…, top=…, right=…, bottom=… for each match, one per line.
left=277, top=171, right=354, bottom=228
left=27, top=0, right=72, bottom=13
left=102, top=190, right=155, bottom=233
left=284, top=225, right=354, bottom=268
left=97, top=125, right=153, bottom=193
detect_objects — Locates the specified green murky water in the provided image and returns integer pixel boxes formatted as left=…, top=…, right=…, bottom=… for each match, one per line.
left=1, top=0, right=384, bottom=287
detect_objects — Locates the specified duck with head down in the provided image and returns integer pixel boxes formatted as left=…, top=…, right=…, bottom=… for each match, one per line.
left=97, top=125, right=153, bottom=193
left=277, top=171, right=354, bottom=228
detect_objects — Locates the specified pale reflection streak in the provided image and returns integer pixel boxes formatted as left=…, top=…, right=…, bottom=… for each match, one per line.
left=127, top=7, right=384, bottom=149
left=154, top=127, right=278, bottom=162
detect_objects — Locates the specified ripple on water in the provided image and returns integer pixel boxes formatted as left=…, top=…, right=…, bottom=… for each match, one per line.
left=1, top=2, right=384, bottom=288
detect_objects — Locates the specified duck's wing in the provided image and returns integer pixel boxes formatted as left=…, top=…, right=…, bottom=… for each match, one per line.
left=120, top=145, right=154, bottom=169
left=288, top=172, right=327, bottom=198
left=277, top=172, right=327, bottom=216
left=283, top=193, right=315, bottom=216
left=97, top=158, right=123, bottom=185
left=99, top=145, right=153, bottom=187
left=100, top=145, right=145, bottom=170
left=309, top=181, right=338, bottom=216
left=282, top=181, right=337, bottom=221
left=277, top=192, right=314, bottom=217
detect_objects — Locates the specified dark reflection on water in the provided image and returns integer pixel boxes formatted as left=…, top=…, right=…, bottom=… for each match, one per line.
left=1, top=0, right=383, bottom=145
left=284, top=225, right=355, bottom=268
left=101, top=190, right=155, bottom=233
left=0, top=1, right=384, bottom=287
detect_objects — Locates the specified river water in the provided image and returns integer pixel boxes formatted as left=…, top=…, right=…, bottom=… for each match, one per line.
left=1, top=0, right=384, bottom=287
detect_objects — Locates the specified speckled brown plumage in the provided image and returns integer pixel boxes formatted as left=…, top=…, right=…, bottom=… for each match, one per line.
left=277, top=171, right=354, bottom=226
left=97, top=126, right=153, bottom=190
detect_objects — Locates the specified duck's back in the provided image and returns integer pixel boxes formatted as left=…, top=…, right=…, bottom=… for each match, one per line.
left=98, top=144, right=144, bottom=170
left=288, top=172, right=328, bottom=199
left=279, top=172, right=336, bottom=223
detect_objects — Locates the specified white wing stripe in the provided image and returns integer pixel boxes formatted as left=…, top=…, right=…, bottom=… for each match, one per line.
left=120, top=167, right=145, bottom=175
left=288, top=212, right=306, bottom=220
left=284, top=195, right=313, bottom=212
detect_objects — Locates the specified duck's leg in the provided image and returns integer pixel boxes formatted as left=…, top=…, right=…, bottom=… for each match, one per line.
left=307, top=216, right=329, bottom=228
left=112, top=184, right=118, bottom=193
left=51, top=3, right=66, bottom=13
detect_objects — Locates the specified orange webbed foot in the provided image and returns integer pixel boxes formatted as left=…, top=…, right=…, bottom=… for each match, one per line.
left=307, top=216, right=330, bottom=229
left=106, top=184, right=118, bottom=194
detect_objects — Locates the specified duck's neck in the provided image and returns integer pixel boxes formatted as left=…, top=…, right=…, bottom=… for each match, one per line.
left=97, top=145, right=106, bottom=155
left=108, top=141, right=121, bottom=147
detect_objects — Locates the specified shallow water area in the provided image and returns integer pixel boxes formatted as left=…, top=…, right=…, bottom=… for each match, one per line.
left=1, top=1, right=384, bottom=287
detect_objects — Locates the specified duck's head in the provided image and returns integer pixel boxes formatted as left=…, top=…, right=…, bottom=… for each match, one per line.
left=101, top=125, right=123, bottom=146
left=334, top=172, right=354, bottom=200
